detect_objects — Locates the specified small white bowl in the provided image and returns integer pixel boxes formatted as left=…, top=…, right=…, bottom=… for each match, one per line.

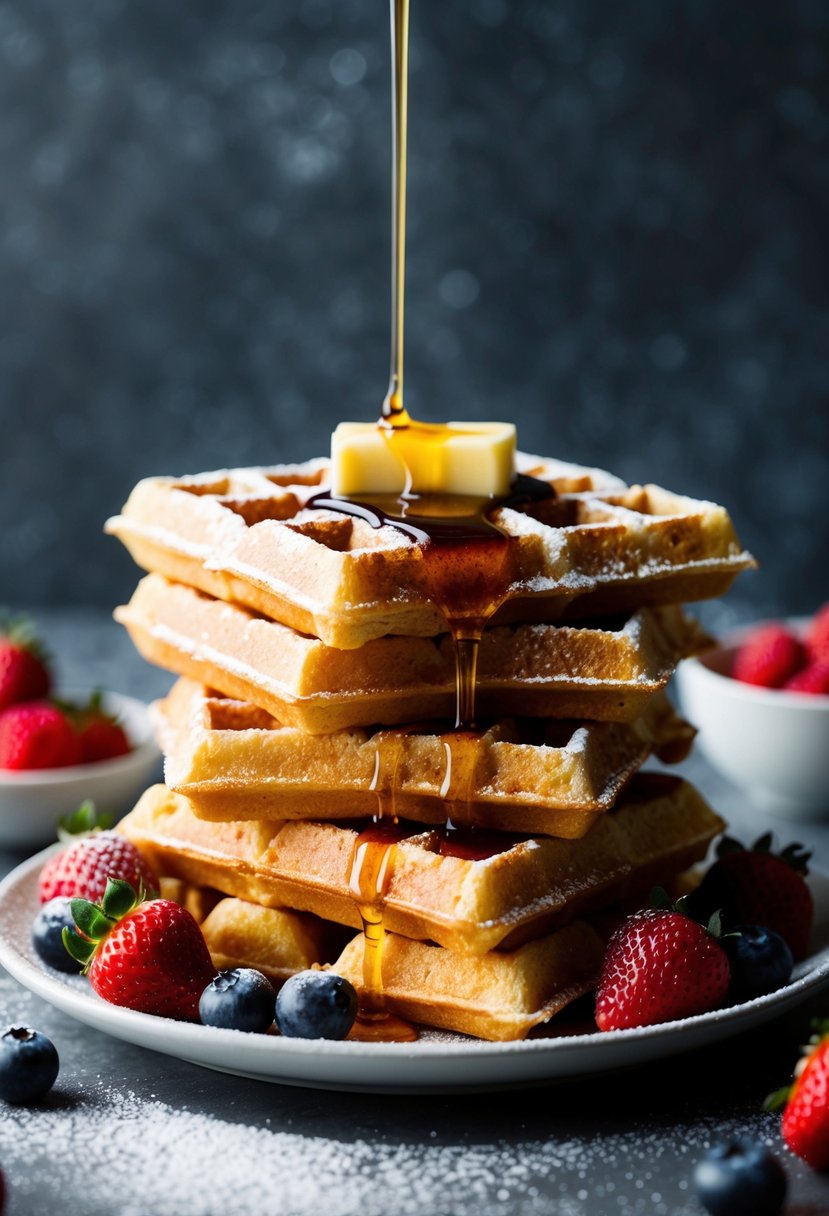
left=675, top=620, right=829, bottom=819
left=0, top=690, right=161, bottom=850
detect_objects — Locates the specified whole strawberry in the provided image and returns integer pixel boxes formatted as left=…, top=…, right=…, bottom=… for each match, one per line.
left=64, top=879, right=216, bottom=1021
left=732, top=623, right=805, bottom=689
left=0, top=615, right=51, bottom=711
left=0, top=702, right=80, bottom=770
left=766, top=1020, right=829, bottom=1169
left=595, top=892, right=730, bottom=1031
left=687, top=834, right=813, bottom=961
left=38, top=828, right=158, bottom=905
left=67, top=692, right=131, bottom=763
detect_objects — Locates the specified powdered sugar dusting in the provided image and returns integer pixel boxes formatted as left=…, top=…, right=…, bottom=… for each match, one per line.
left=0, top=1073, right=772, bottom=1216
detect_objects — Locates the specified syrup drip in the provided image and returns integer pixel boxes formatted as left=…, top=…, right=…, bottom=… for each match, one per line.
left=440, top=731, right=483, bottom=830
left=382, top=0, right=410, bottom=430
left=348, top=729, right=418, bottom=1043
left=328, top=0, right=555, bottom=1040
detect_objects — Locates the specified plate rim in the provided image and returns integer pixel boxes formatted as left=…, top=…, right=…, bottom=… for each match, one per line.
left=3, top=848, right=829, bottom=1088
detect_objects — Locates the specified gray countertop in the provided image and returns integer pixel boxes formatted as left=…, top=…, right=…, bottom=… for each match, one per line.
left=1, top=610, right=828, bottom=1216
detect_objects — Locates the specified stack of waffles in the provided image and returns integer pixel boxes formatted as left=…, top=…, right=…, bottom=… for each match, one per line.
left=107, top=452, right=753, bottom=1041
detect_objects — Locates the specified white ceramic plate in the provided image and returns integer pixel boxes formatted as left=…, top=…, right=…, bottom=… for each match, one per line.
left=3, top=849, right=829, bottom=1094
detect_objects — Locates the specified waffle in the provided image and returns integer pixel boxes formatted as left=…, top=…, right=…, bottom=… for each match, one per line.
left=198, top=897, right=341, bottom=984
left=151, top=678, right=695, bottom=837
left=105, top=453, right=754, bottom=648
left=118, top=574, right=710, bottom=731
left=119, top=774, right=722, bottom=954
left=332, top=921, right=604, bottom=1041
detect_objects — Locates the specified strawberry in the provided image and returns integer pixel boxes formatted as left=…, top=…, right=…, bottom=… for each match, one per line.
left=784, top=663, right=829, bottom=696
left=38, top=829, right=158, bottom=904
left=687, top=834, right=813, bottom=961
left=595, top=891, right=730, bottom=1031
left=732, top=623, right=806, bottom=689
left=63, top=879, right=216, bottom=1021
left=0, top=615, right=51, bottom=711
left=74, top=693, right=130, bottom=763
left=807, top=603, right=829, bottom=666
left=766, top=1020, right=829, bottom=1169
left=56, top=691, right=131, bottom=763
left=0, top=701, right=81, bottom=769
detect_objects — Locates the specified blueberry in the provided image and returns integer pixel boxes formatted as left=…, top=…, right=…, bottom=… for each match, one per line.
left=199, top=969, right=276, bottom=1033
left=722, top=925, right=794, bottom=1003
left=0, top=1027, right=59, bottom=1104
left=32, top=898, right=84, bottom=974
left=695, top=1139, right=786, bottom=1216
left=275, top=971, right=358, bottom=1040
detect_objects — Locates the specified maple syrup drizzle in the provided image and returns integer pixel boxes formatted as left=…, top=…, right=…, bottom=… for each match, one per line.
left=382, top=0, right=410, bottom=429
left=319, top=0, right=555, bottom=1039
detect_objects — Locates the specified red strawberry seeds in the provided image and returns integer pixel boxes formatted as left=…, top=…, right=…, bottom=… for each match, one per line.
left=0, top=702, right=81, bottom=770
left=595, top=904, right=731, bottom=1031
left=38, top=831, right=158, bottom=904
left=768, top=1022, right=829, bottom=1170
left=64, top=880, right=216, bottom=1022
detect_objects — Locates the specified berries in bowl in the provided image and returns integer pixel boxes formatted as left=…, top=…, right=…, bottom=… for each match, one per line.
left=675, top=607, right=829, bottom=819
left=0, top=688, right=160, bottom=848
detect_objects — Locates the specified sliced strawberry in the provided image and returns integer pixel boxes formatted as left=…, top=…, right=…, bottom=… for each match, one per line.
left=0, top=702, right=80, bottom=770
left=732, top=624, right=806, bottom=689
left=64, top=879, right=216, bottom=1021
left=38, top=830, right=158, bottom=904
left=595, top=892, right=730, bottom=1031
left=688, top=834, right=813, bottom=960
left=0, top=615, right=52, bottom=710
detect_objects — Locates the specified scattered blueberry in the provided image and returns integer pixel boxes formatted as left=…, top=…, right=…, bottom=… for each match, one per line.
left=199, top=968, right=276, bottom=1033
left=275, top=971, right=358, bottom=1040
left=694, top=1138, right=787, bottom=1216
left=722, top=925, right=794, bottom=1003
left=32, top=897, right=84, bottom=973
left=0, top=1027, right=59, bottom=1104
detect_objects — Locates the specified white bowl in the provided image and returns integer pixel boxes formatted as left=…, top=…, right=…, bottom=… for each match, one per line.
left=675, top=620, right=829, bottom=819
left=0, top=690, right=161, bottom=850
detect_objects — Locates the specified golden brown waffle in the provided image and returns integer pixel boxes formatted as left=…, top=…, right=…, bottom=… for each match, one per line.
left=151, top=678, right=695, bottom=836
left=157, top=878, right=222, bottom=924
left=332, top=922, right=604, bottom=1041
left=198, top=898, right=340, bottom=984
left=119, top=774, right=722, bottom=954
left=118, top=574, right=710, bottom=730
left=105, top=454, right=754, bottom=648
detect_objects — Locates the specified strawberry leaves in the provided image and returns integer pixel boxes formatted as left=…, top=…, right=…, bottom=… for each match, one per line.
left=62, top=879, right=144, bottom=972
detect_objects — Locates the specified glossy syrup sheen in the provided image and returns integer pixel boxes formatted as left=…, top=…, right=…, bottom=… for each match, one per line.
left=328, top=0, right=556, bottom=1040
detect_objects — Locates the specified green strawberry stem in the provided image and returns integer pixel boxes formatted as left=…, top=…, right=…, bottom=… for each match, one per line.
left=763, top=1018, right=829, bottom=1112
left=650, top=886, right=724, bottom=937
left=56, top=800, right=113, bottom=841
left=764, top=1085, right=792, bottom=1113
left=0, top=611, right=50, bottom=663
left=716, top=833, right=811, bottom=875
left=62, top=878, right=145, bottom=973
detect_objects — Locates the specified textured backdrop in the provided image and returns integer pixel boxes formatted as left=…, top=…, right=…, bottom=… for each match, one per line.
left=2, top=0, right=827, bottom=621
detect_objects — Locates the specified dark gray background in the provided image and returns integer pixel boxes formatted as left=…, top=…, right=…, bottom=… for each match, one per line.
left=2, top=0, right=827, bottom=620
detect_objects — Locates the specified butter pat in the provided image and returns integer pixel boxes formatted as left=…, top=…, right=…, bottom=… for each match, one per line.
left=331, top=421, right=517, bottom=497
